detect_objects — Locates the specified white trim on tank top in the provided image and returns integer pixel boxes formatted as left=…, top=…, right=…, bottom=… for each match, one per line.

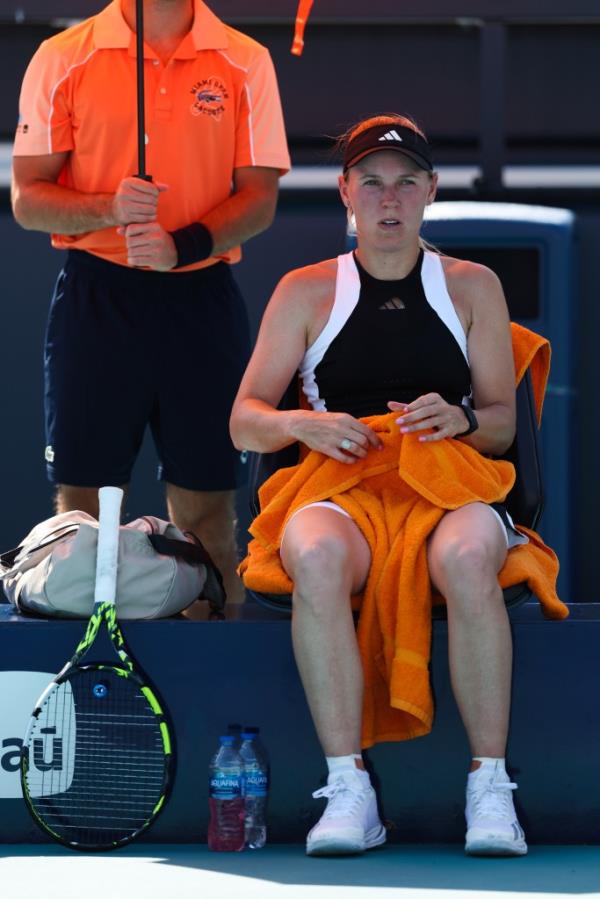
left=420, top=251, right=469, bottom=364
left=299, top=250, right=469, bottom=412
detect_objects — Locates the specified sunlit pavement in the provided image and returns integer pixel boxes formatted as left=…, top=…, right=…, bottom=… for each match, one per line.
left=2, top=844, right=599, bottom=899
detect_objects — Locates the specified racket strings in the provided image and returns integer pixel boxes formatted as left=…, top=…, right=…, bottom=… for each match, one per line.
left=24, top=669, right=168, bottom=845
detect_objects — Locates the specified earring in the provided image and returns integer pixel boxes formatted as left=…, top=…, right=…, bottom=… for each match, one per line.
left=346, top=206, right=357, bottom=237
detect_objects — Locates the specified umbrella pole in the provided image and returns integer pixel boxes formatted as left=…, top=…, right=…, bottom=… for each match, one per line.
left=135, top=0, right=151, bottom=180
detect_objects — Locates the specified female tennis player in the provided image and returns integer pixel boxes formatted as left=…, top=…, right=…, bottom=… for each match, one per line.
left=231, top=113, right=561, bottom=857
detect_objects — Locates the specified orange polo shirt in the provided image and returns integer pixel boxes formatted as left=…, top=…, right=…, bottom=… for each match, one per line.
left=13, top=0, right=290, bottom=269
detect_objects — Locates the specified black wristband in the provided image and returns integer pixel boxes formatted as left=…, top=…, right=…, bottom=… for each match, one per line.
left=170, top=222, right=214, bottom=268
left=456, top=403, right=479, bottom=437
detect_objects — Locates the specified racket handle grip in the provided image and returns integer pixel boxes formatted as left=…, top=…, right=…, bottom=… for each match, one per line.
left=134, top=173, right=153, bottom=182
left=94, top=487, right=123, bottom=606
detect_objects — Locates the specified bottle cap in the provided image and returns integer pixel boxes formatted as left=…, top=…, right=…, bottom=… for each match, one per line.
left=219, top=735, right=235, bottom=745
left=243, top=726, right=260, bottom=734
left=241, top=731, right=256, bottom=741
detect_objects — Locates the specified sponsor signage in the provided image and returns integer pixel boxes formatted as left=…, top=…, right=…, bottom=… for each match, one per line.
left=0, top=671, right=74, bottom=800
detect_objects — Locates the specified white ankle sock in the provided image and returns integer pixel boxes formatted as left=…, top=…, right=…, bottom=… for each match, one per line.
left=470, top=757, right=506, bottom=776
left=326, top=754, right=368, bottom=781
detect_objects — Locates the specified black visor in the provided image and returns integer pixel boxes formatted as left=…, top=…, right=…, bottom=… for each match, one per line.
left=343, top=123, right=433, bottom=172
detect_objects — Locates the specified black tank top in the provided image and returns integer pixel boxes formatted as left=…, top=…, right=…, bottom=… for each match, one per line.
left=310, top=251, right=471, bottom=418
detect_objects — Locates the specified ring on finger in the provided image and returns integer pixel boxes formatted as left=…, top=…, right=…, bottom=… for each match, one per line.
left=340, top=437, right=353, bottom=451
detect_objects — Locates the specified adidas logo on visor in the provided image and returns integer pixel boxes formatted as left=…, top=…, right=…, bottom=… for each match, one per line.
left=378, top=130, right=403, bottom=142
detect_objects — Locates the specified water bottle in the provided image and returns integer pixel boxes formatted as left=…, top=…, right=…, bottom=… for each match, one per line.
left=243, top=726, right=270, bottom=794
left=243, top=726, right=269, bottom=768
left=208, top=735, right=245, bottom=852
left=240, top=730, right=269, bottom=849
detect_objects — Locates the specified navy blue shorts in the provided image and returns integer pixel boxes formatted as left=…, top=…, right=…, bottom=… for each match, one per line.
left=44, top=250, right=251, bottom=490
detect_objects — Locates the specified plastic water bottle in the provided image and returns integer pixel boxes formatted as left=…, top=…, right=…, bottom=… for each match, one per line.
left=243, top=726, right=270, bottom=793
left=243, top=726, right=269, bottom=767
left=240, top=730, right=269, bottom=849
left=208, top=735, right=245, bottom=852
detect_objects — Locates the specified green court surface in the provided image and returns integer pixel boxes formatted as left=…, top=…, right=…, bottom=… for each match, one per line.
left=1, top=845, right=598, bottom=899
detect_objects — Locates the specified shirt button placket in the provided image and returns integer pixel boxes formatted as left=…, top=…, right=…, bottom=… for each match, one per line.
left=155, top=68, right=173, bottom=121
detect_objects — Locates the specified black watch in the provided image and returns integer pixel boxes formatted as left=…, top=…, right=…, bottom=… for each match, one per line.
left=456, top=403, right=479, bottom=437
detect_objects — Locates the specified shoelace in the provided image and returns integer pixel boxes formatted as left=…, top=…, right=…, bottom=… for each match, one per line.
left=470, top=779, right=517, bottom=820
left=312, top=779, right=366, bottom=820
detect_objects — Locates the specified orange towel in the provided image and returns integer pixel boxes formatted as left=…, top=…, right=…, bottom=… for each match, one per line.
left=239, top=323, right=568, bottom=748
left=511, top=321, right=550, bottom=426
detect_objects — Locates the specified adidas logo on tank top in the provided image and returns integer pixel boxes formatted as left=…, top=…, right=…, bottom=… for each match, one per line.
left=378, top=297, right=406, bottom=310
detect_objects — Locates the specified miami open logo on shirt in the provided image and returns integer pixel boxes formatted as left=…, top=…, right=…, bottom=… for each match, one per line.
left=190, top=77, right=229, bottom=120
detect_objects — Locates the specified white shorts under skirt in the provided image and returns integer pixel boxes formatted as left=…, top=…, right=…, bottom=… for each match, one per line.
left=281, top=500, right=529, bottom=554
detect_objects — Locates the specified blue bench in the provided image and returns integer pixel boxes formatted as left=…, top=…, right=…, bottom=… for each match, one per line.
left=0, top=600, right=597, bottom=845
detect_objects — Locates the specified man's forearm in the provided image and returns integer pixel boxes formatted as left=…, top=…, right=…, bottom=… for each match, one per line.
left=12, top=181, right=116, bottom=234
left=200, top=185, right=277, bottom=256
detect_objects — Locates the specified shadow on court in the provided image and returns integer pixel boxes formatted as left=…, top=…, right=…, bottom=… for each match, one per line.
left=149, top=843, right=600, bottom=893
left=3, top=844, right=600, bottom=899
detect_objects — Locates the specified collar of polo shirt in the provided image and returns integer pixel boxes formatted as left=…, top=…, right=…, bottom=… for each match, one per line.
left=93, top=0, right=229, bottom=52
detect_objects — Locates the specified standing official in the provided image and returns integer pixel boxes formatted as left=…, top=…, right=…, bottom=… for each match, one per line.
left=12, top=0, right=290, bottom=602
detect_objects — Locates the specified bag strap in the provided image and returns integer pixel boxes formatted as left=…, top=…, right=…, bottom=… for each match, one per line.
left=0, top=525, right=80, bottom=572
left=0, top=546, right=23, bottom=569
left=147, top=533, right=226, bottom=620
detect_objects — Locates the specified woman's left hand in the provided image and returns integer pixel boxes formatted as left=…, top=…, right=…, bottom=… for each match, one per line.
left=388, top=394, right=469, bottom=442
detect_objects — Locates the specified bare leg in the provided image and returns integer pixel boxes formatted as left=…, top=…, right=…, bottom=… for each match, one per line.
left=427, top=503, right=511, bottom=761
left=280, top=507, right=371, bottom=758
left=54, top=484, right=128, bottom=518
left=166, top=483, right=245, bottom=606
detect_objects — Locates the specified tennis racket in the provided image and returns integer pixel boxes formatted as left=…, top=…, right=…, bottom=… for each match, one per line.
left=20, top=486, right=173, bottom=851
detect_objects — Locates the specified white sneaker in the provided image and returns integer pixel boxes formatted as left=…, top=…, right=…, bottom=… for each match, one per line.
left=465, top=762, right=528, bottom=856
left=306, top=768, right=387, bottom=856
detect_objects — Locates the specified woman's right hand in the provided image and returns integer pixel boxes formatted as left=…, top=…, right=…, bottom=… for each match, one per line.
left=288, top=410, right=383, bottom=463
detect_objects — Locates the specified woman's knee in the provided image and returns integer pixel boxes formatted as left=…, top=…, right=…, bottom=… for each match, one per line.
left=287, top=534, right=354, bottom=599
left=430, top=537, right=502, bottom=605
left=291, top=533, right=353, bottom=583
